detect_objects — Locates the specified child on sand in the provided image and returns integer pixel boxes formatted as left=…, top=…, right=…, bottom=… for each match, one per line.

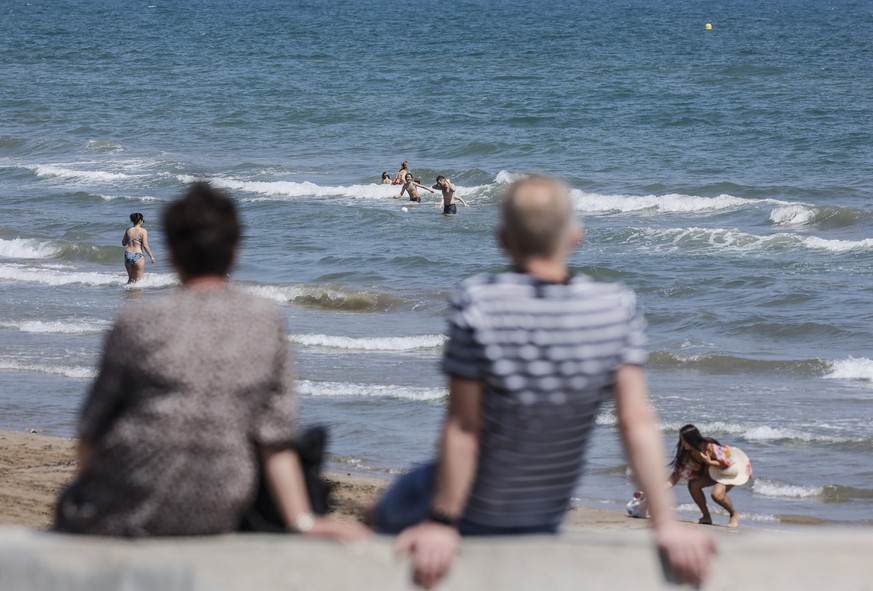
left=667, top=424, right=752, bottom=528
left=393, top=173, right=435, bottom=202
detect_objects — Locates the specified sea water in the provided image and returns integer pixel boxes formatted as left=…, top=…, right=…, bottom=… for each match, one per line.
left=1, top=0, right=872, bottom=526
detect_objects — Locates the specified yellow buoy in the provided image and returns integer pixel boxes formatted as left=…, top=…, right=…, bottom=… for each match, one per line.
left=705, top=23, right=713, bottom=30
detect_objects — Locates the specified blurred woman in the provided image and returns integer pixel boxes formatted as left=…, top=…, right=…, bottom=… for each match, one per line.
left=56, top=183, right=368, bottom=540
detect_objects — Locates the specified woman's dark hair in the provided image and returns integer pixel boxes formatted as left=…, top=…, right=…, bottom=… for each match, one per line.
left=130, top=212, right=144, bottom=225
left=381, top=171, right=390, bottom=179
left=670, top=424, right=721, bottom=470
left=163, top=182, right=240, bottom=278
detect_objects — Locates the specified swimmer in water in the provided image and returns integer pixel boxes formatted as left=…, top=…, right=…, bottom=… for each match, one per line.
left=381, top=171, right=392, bottom=185
left=392, top=161, right=410, bottom=185
left=122, top=212, right=156, bottom=284
left=432, top=176, right=469, bottom=214
left=393, top=174, right=435, bottom=203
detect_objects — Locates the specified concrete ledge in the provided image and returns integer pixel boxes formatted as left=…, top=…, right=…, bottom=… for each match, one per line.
left=0, top=526, right=870, bottom=590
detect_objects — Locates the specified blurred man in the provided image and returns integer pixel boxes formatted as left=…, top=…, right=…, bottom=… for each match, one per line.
left=373, top=176, right=715, bottom=589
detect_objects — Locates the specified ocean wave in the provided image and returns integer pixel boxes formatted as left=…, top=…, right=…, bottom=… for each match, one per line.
left=752, top=478, right=823, bottom=499
left=648, top=351, right=829, bottom=376
left=613, top=226, right=873, bottom=254
left=0, top=264, right=178, bottom=288
left=98, top=194, right=160, bottom=202
left=242, top=284, right=404, bottom=312
left=0, top=238, right=58, bottom=259
left=178, top=174, right=483, bottom=202
left=30, top=164, right=132, bottom=182
left=290, top=333, right=446, bottom=351
left=802, top=236, right=873, bottom=253
left=660, top=420, right=868, bottom=445
left=0, top=239, right=147, bottom=264
left=0, top=319, right=109, bottom=335
left=0, top=360, right=96, bottom=380
left=769, top=204, right=867, bottom=228
left=824, top=357, right=873, bottom=382
left=571, top=192, right=760, bottom=215
left=752, top=479, right=873, bottom=502
left=296, top=380, right=446, bottom=401
left=768, top=204, right=817, bottom=226
left=494, top=170, right=529, bottom=184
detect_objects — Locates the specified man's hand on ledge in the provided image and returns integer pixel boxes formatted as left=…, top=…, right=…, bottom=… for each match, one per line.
left=655, top=521, right=716, bottom=588
left=395, top=521, right=461, bottom=590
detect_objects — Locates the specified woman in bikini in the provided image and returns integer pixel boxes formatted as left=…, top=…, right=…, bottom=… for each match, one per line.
left=667, top=424, right=751, bottom=528
left=122, top=212, right=156, bottom=284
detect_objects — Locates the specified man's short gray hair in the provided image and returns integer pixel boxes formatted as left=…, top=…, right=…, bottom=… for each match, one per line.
left=500, top=176, right=579, bottom=258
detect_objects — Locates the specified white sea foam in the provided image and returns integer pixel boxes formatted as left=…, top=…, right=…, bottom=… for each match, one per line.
left=98, top=194, right=160, bottom=202
left=494, top=170, right=528, bottom=184
left=0, top=264, right=178, bottom=288
left=31, top=164, right=132, bottom=182
left=824, top=357, right=873, bottom=382
left=0, top=238, right=58, bottom=259
left=240, top=284, right=307, bottom=302
left=675, top=504, right=779, bottom=523
left=769, top=204, right=816, bottom=226
left=296, top=380, right=446, bottom=401
left=0, top=320, right=109, bottom=335
left=801, top=236, right=873, bottom=253
left=752, top=478, right=824, bottom=499
left=0, top=360, right=96, bottom=380
left=179, top=174, right=481, bottom=202
left=571, top=191, right=760, bottom=214
left=661, top=420, right=860, bottom=444
left=620, top=226, right=873, bottom=254
left=290, top=333, right=446, bottom=352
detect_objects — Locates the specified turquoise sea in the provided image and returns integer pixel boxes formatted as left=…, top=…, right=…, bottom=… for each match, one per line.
left=1, top=0, right=872, bottom=526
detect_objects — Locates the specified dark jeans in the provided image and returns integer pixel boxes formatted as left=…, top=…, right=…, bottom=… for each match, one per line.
left=373, top=461, right=559, bottom=536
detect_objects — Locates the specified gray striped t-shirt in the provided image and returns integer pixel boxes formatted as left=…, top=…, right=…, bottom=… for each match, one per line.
left=442, top=271, right=647, bottom=529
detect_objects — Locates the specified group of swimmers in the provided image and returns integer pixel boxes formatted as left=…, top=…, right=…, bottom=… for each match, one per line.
left=381, top=161, right=469, bottom=214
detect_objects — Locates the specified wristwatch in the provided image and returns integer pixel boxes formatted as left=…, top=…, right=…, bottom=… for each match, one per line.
left=289, top=511, right=316, bottom=533
left=427, top=507, right=458, bottom=528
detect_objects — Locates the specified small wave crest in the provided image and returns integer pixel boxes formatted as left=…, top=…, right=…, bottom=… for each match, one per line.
left=769, top=204, right=867, bottom=228
left=0, top=238, right=58, bottom=259
left=178, top=174, right=482, bottom=202
left=296, top=380, right=446, bottom=401
left=243, top=284, right=404, bottom=312
left=494, top=170, right=529, bottom=184
left=824, top=357, right=873, bottom=382
left=612, top=227, right=873, bottom=254
left=0, top=264, right=178, bottom=289
left=572, top=192, right=757, bottom=215
left=0, top=360, right=96, bottom=380
left=648, top=351, right=829, bottom=376
left=752, top=479, right=873, bottom=502
left=290, top=333, right=446, bottom=351
left=660, top=420, right=868, bottom=445
left=0, top=320, right=109, bottom=335
left=31, top=164, right=132, bottom=182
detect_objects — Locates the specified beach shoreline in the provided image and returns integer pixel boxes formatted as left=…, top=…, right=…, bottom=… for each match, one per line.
left=0, top=429, right=655, bottom=533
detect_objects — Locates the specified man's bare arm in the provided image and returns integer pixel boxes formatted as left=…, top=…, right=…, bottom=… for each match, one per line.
left=395, top=376, right=482, bottom=589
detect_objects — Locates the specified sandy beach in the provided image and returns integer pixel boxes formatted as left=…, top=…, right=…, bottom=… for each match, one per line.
left=0, top=430, right=645, bottom=533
